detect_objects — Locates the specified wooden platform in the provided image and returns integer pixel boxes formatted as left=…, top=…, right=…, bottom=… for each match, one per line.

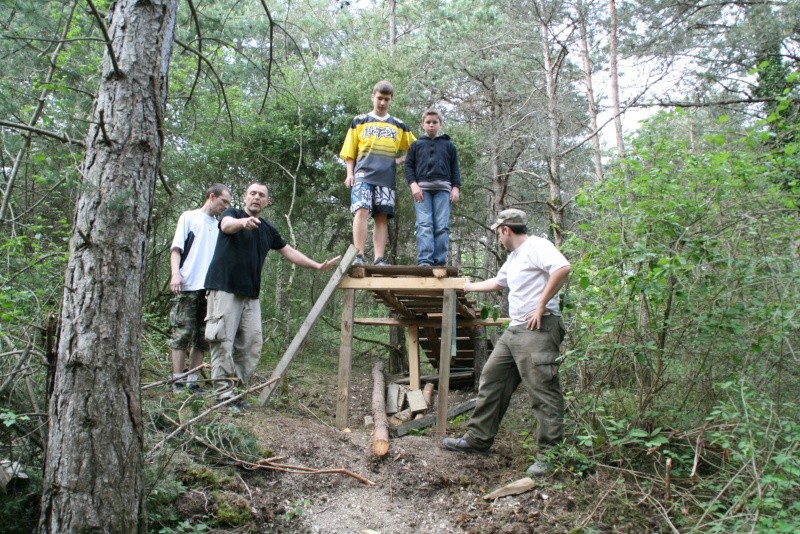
left=335, top=263, right=505, bottom=436
left=349, top=264, right=492, bottom=369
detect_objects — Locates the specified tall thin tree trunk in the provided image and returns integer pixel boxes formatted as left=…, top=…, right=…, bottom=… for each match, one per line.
left=38, top=1, right=178, bottom=532
left=578, top=4, right=604, bottom=182
left=389, top=0, right=397, bottom=47
left=609, top=0, right=625, bottom=158
left=538, top=3, right=566, bottom=246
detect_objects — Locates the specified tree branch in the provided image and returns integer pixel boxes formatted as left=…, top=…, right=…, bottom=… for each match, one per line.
left=174, top=39, right=235, bottom=138
left=0, top=120, right=85, bottom=147
left=85, top=0, right=123, bottom=79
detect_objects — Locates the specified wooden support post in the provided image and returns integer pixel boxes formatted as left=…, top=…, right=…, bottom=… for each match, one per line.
left=436, top=289, right=457, bottom=437
left=335, top=288, right=355, bottom=429
left=406, top=325, right=420, bottom=391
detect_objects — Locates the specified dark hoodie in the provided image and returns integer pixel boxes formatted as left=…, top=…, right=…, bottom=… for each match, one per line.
left=404, top=133, right=461, bottom=191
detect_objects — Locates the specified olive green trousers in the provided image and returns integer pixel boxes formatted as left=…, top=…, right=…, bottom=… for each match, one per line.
left=464, top=315, right=565, bottom=451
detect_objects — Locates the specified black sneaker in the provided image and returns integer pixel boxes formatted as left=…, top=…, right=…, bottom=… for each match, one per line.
left=373, top=257, right=389, bottom=266
left=353, top=254, right=365, bottom=266
left=441, top=437, right=490, bottom=456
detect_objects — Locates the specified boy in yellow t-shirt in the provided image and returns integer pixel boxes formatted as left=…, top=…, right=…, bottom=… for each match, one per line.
left=340, top=80, right=415, bottom=266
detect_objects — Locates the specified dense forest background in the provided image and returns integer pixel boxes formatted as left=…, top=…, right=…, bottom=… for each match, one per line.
left=1, top=0, right=798, bottom=532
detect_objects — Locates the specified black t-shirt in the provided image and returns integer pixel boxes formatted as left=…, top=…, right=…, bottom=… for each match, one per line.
left=204, top=208, right=287, bottom=299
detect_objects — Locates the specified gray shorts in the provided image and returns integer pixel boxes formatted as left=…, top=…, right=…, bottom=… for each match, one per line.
left=350, top=182, right=395, bottom=219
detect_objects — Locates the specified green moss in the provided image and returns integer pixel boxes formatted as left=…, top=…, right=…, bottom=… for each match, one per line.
left=212, top=491, right=252, bottom=527
left=180, top=466, right=218, bottom=487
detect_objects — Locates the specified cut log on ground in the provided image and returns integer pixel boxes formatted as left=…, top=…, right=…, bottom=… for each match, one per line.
left=371, top=361, right=390, bottom=457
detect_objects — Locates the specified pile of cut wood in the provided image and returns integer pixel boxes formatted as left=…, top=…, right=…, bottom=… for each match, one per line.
left=369, top=361, right=476, bottom=456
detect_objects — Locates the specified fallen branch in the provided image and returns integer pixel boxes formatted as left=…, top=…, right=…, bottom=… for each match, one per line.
left=147, top=378, right=277, bottom=458
left=142, top=363, right=209, bottom=391
left=159, top=413, right=374, bottom=486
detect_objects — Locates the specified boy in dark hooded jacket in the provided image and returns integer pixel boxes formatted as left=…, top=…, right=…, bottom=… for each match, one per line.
left=404, top=109, right=461, bottom=266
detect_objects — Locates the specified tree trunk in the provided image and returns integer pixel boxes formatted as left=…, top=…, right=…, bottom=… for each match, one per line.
left=578, top=5, right=604, bottom=182
left=609, top=0, right=625, bottom=158
left=538, top=2, right=566, bottom=247
left=38, top=1, right=178, bottom=532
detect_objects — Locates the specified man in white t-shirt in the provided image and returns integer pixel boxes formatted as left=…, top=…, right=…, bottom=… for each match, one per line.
left=442, top=209, right=571, bottom=477
left=168, top=184, right=231, bottom=392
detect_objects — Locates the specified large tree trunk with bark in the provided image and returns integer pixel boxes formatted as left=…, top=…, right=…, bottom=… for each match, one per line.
left=38, top=1, right=178, bottom=532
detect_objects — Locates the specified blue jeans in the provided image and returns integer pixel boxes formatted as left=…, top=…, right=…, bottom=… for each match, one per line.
left=414, top=190, right=451, bottom=266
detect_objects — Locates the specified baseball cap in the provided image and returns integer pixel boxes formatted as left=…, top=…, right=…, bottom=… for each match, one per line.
left=490, top=209, right=528, bottom=230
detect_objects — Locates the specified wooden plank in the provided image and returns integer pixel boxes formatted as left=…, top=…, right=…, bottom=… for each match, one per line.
left=373, top=290, right=417, bottom=319
left=355, top=265, right=459, bottom=277
left=334, top=287, right=356, bottom=428
left=338, top=276, right=468, bottom=290
left=406, top=389, right=428, bottom=414
left=394, top=371, right=474, bottom=386
left=259, top=245, right=358, bottom=406
left=385, top=383, right=401, bottom=414
left=436, top=289, right=457, bottom=437
left=394, top=398, right=477, bottom=437
left=352, top=317, right=510, bottom=327
left=424, top=326, right=440, bottom=361
left=406, top=326, right=420, bottom=391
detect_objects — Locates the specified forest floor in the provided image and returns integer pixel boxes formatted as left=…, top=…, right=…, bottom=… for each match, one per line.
left=152, top=356, right=667, bottom=534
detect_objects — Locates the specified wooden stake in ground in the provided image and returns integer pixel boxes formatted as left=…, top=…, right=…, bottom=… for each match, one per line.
left=371, top=361, right=390, bottom=457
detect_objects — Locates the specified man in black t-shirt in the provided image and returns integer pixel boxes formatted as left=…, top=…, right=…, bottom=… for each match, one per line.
left=204, top=183, right=340, bottom=404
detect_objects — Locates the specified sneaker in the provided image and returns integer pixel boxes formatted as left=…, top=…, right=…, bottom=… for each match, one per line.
left=353, top=254, right=365, bottom=267
left=373, top=257, right=389, bottom=266
left=441, top=437, right=490, bottom=456
left=526, top=459, right=551, bottom=477
left=417, top=262, right=432, bottom=268
left=186, top=382, right=203, bottom=394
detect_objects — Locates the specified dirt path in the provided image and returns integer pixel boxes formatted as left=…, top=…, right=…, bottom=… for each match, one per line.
left=165, top=368, right=661, bottom=532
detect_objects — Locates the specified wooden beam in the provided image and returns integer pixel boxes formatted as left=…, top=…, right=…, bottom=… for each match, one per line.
left=337, top=276, right=468, bottom=290
left=394, top=398, right=477, bottom=437
left=335, top=288, right=355, bottom=428
left=456, top=300, right=476, bottom=320
left=436, top=289, right=457, bottom=437
left=259, top=245, right=359, bottom=405
left=406, top=325, right=420, bottom=391
left=353, top=317, right=510, bottom=327
left=373, top=290, right=416, bottom=319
